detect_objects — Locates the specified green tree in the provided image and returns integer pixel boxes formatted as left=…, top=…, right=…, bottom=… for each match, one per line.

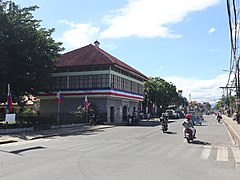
left=0, top=0, right=64, bottom=104
left=203, top=102, right=211, bottom=111
left=179, top=96, right=189, bottom=109
left=143, top=77, right=181, bottom=114
left=216, top=95, right=236, bottom=114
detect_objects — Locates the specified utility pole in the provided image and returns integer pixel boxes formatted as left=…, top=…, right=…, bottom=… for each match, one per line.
left=189, top=94, right=191, bottom=111
left=220, top=86, right=235, bottom=116
left=236, top=57, right=240, bottom=113
left=226, top=0, right=240, bottom=119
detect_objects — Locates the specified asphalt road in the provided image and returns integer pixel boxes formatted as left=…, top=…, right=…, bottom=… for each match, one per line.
left=0, top=115, right=239, bottom=180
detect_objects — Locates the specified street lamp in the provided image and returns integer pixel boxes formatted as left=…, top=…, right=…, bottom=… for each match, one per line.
left=144, top=92, right=149, bottom=114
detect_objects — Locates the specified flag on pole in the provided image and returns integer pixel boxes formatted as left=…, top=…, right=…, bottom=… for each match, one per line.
left=56, top=91, right=64, bottom=103
left=139, top=102, right=143, bottom=112
left=6, top=84, right=13, bottom=113
left=84, top=95, right=89, bottom=110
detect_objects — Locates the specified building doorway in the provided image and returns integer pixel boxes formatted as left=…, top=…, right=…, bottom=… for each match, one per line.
left=122, top=106, right=127, bottom=122
left=110, top=106, right=114, bottom=123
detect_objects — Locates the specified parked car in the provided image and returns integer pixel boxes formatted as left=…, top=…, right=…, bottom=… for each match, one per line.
left=192, top=114, right=203, bottom=126
left=165, top=109, right=179, bottom=119
left=144, top=113, right=152, bottom=119
left=175, top=110, right=185, bottom=118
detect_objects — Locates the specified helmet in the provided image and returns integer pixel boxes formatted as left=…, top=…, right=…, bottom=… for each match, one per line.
left=185, top=114, right=191, bottom=119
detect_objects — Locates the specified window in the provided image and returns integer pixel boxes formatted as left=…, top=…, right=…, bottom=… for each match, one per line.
left=92, top=66, right=100, bottom=71
left=79, top=76, right=84, bottom=88
left=101, top=66, right=110, bottom=70
left=52, top=74, right=110, bottom=90
left=69, top=76, right=76, bottom=89
left=92, top=75, right=98, bottom=88
left=83, top=75, right=89, bottom=88
left=85, top=67, right=92, bottom=71
left=88, top=75, right=92, bottom=88
left=51, top=76, right=67, bottom=89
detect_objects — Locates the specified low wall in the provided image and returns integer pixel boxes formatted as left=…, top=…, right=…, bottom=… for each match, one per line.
left=223, top=116, right=240, bottom=146
left=0, top=127, right=33, bottom=134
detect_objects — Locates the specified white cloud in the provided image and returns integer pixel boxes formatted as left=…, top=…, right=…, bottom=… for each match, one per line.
left=104, top=43, right=119, bottom=51
left=101, top=0, right=219, bottom=38
left=163, top=74, right=230, bottom=105
left=208, top=27, right=216, bottom=33
left=57, top=0, right=219, bottom=49
left=57, top=20, right=100, bottom=50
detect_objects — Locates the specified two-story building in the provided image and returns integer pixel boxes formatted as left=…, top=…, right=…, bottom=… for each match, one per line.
left=39, top=41, right=148, bottom=124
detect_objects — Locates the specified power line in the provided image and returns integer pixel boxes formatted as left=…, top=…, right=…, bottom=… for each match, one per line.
left=225, top=0, right=240, bottom=112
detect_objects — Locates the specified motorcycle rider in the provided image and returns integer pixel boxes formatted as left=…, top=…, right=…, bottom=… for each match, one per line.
left=216, top=111, right=222, bottom=122
left=160, top=113, right=168, bottom=128
left=182, top=114, right=196, bottom=139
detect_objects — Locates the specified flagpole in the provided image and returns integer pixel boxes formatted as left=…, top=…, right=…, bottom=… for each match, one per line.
left=6, top=84, right=12, bottom=114
left=6, top=84, right=9, bottom=114
left=84, top=95, right=89, bottom=122
left=7, top=84, right=9, bottom=114
left=57, top=91, right=61, bottom=127
left=57, top=99, right=60, bottom=127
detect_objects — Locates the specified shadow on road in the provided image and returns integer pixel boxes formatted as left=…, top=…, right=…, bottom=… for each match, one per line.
left=194, top=124, right=208, bottom=127
left=58, top=129, right=104, bottom=137
left=191, top=140, right=211, bottom=146
left=6, top=126, right=107, bottom=141
left=138, top=121, right=160, bottom=127
left=9, top=146, right=46, bottom=155
left=164, top=131, right=177, bottom=135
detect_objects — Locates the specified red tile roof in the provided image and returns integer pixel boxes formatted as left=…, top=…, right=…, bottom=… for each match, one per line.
left=56, top=44, right=148, bottom=79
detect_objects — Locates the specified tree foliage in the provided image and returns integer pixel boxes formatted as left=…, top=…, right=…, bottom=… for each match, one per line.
left=0, top=0, right=64, bottom=103
left=216, top=95, right=236, bottom=112
left=71, top=103, right=99, bottom=119
left=143, top=77, right=181, bottom=113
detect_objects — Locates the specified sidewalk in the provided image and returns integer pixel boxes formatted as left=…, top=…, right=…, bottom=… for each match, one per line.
left=222, top=115, right=240, bottom=146
left=0, top=124, right=116, bottom=145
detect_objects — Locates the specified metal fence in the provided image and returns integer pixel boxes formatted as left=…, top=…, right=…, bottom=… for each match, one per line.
left=0, top=112, right=107, bottom=129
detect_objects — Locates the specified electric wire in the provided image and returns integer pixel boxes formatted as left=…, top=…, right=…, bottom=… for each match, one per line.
left=226, top=0, right=235, bottom=86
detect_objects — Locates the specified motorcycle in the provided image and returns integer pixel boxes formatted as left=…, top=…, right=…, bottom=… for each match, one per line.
left=184, top=128, right=194, bottom=143
left=160, top=115, right=169, bottom=133
left=216, top=115, right=222, bottom=123
left=89, top=115, right=102, bottom=126
left=161, top=122, right=168, bottom=133
left=89, top=115, right=97, bottom=126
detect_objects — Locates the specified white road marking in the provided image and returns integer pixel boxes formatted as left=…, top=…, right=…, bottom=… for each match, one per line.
left=231, top=147, right=240, bottom=163
left=201, top=145, right=212, bottom=159
left=217, top=146, right=228, bottom=161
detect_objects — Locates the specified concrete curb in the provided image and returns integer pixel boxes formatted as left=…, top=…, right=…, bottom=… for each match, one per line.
left=0, top=127, right=33, bottom=134
left=0, top=125, right=116, bottom=144
left=28, top=125, right=116, bottom=140
left=223, top=116, right=240, bottom=146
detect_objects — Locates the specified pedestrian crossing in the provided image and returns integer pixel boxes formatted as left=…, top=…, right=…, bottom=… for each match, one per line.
left=200, top=145, right=211, bottom=159
left=117, top=139, right=240, bottom=165
left=126, top=140, right=240, bottom=165
left=200, top=145, right=240, bottom=163
left=216, top=146, right=228, bottom=161
left=231, top=147, right=240, bottom=163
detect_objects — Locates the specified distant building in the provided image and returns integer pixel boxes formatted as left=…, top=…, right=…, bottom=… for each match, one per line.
left=39, top=41, right=148, bottom=124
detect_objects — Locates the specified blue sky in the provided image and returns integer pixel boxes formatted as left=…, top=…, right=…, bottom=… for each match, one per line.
left=14, top=0, right=232, bottom=104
